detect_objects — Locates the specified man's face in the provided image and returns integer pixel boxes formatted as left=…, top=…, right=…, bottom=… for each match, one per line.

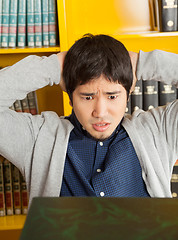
left=72, top=75, right=128, bottom=140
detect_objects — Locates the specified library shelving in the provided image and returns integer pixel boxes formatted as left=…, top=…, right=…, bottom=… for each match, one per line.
left=1, top=0, right=178, bottom=239
left=0, top=215, right=26, bottom=240
left=57, top=0, right=178, bottom=115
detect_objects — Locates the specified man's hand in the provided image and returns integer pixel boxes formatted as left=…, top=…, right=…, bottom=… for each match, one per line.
left=129, top=51, right=139, bottom=93
left=57, top=51, right=67, bottom=92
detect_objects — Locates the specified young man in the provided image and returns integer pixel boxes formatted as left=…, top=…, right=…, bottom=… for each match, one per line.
left=0, top=34, right=177, bottom=206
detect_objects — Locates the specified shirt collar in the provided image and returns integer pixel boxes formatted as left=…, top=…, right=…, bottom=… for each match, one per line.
left=66, top=110, right=123, bottom=142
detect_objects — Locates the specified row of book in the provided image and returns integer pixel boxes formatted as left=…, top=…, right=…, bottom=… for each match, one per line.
left=0, top=156, right=28, bottom=216
left=151, top=0, right=178, bottom=32
left=128, top=80, right=178, bottom=198
left=171, top=159, right=178, bottom=198
left=0, top=0, right=57, bottom=48
left=0, top=91, right=38, bottom=216
left=126, top=80, right=178, bottom=114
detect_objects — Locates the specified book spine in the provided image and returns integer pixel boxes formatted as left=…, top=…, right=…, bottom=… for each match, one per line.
left=125, top=99, right=131, bottom=115
left=8, top=0, right=18, bottom=47
left=0, top=0, right=3, bottom=47
left=143, top=80, right=159, bottom=111
left=159, top=82, right=177, bottom=105
left=27, top=91, right=38, bottom=115
left=17, top=0, right=26, bottom=48
left=131, top=80, right=143, bottom=113
left=1, top=0, right=10, bottom=48
left=12, top=165, right=22, bottom=215
left=14, top=99, right=23, bottom=112
left=27, top=0, right=35, bottom=47
left=34, top=0, right=42, bottom=47
left=3, top=159, right=13, bottom=215
left=21, top=97, right=30, bottom=113
left=41, top=0, right=49, bottom=46
left=48, top=0, right=56, bottom=46
left=21, top=175, right=28, bottom=214
left=157, top=0, right=178, bottom=32
left=9, top=104, right=15, bottom=110
left=171, top=159, right=178, bottom=198
left=0, top=156, right=5, bottom=216
left=150, top=0, right=158, bottom=31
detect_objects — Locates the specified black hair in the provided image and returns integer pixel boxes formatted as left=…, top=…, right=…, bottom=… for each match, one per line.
left=63, top=34, right=133, bottom=100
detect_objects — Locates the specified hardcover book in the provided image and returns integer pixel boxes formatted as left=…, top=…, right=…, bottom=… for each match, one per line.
left=21, top=97, right=30, bottom=113
left=125, top=99, right=131, bottom=115
left=48, top=0, right=57, bottom=46
left=171, top=159, right=178, bottom=198
left=34, top=0, right=42, bottom=47
left=17, top=0, right=26, bottom=47
left=131, top=80, right=143, bottom=113
left=27, top=92, right=38, bottom=115
left=27, top=0, right=35, bottom=47
left=0, top=0, right=3, bottom=47
left=41, top=0, right=49, bottom=46
left=12, top=165, right=22, bottom=215
left=3, top=159, right=13, bottom=215
left=21, top=175, right=29, bottom=215
left=8, top=0, right=18, bottom=47
left=1, top=0, right=10, bottom=47
left=159, top=82, right=177, bottom=105
left=14, top=100, right=23, bottom=112
left=9, top=104, right=15, bottom=111
left=0, top=156, right=5, bottom=216
left=156, top=0, right=178, bottom=31
left=143, top=80, right=159, bottom=111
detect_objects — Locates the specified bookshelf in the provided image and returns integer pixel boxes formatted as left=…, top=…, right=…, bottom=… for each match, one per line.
left=0, top=215, right=26, bottom=239
left=0, top=0, right=178, bottom=239
left=0, top=215, right=26, bottom=230
left=57, top=0, right=178, bottom=116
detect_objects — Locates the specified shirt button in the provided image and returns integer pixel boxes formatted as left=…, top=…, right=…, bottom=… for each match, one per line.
left=100, top=192, right=105, bottom=197
left=97, top=169, right=101, bottom=173
left=99, top=142, right=103, bottom=146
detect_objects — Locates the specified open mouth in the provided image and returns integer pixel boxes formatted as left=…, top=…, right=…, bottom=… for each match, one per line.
left=92, top=122, right=110, bottom=132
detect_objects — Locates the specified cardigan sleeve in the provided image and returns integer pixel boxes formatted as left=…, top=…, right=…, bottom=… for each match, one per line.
left=0, top=54, right=61, bottom=171
left=136, top=50, right=178, bottom=88
left=0, top=54, right=61, bottom=112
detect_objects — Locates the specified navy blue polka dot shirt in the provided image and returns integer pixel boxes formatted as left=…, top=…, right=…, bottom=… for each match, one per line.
left=60, top=112, right=150, bottom=197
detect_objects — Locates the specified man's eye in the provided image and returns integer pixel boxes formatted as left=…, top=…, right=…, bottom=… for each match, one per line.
left=85, top=96, right=93, bottom=100
left=108, top=95, right=117, bottom=100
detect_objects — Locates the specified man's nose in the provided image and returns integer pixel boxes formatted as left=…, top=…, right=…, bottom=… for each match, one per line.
left=92, top=98, right=108, bottom=118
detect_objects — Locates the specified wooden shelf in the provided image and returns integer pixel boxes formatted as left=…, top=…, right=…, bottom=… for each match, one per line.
left=0, top=46, right=60, bottom=54
left=113, top=31, right=178, bottom=38
left=0, top=215, right=26, bottom=231
left=114, top=31, right=178, bottom=53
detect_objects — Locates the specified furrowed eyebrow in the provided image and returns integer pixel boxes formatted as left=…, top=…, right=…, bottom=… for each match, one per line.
left=79, top=91, right=121, bottom=96
left=79, top=92, right=96, bottom=96
left=105, top=91, right=121, bottom=95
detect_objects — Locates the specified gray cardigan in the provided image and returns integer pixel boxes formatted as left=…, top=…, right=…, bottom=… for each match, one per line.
left=0, top=50, right=177, bottom=206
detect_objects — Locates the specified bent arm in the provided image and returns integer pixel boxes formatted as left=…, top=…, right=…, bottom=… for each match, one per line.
left=135, top=50, right=178, bottom=159
left=136, top=50, right=178, bottom=87
left=0, top=54, right=62, bottom=170
left=0, top=54, right=61, bottom=111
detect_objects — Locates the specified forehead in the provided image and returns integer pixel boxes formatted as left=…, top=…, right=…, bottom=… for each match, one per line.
left=75, top=75, right=125, bottom=93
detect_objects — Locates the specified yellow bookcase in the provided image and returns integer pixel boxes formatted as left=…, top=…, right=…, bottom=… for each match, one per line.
left=57, top=0, right=178, bottom=116
left=1, top=0, right=178, bottom=239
